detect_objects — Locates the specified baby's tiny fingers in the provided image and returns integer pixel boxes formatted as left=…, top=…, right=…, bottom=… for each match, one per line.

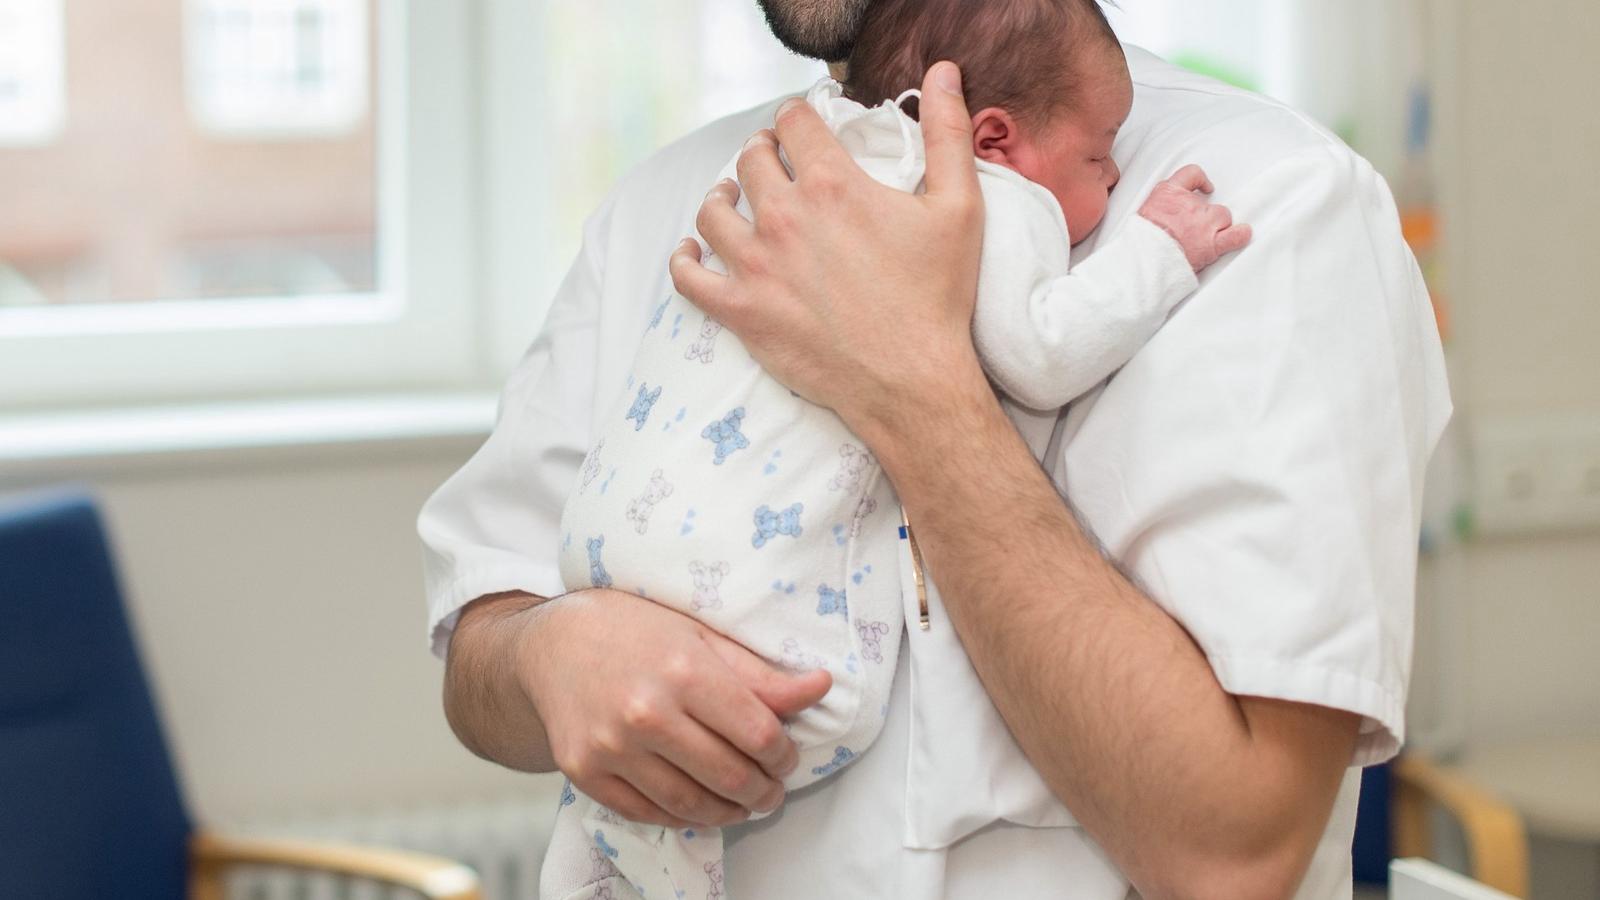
left=1216, top=223, right=1253, bottom=256
left=1167, top=164, right=1212, bottom=194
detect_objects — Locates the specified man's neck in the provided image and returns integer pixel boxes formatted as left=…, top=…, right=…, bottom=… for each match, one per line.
left=828, top=61, right=847, bottom=81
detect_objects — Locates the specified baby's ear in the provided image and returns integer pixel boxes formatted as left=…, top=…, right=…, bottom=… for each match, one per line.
left=970, top=107, right=1020, bottom=165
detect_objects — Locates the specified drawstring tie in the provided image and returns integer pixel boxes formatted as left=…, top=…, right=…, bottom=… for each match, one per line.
left=891, top=88, right=923, bottom=183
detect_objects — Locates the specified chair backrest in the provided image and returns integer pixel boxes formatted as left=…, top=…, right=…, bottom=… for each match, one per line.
left=0, top=491, right=191, bottom=899
left=1353, top=761, right=1393, bottom=884
left=1390, top=858, right=1518, bottom=900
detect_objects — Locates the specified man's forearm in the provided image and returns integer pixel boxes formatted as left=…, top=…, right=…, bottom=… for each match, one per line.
left=442, top=591, right=560, bottom=773
left=861, top=367, right=1354, bottom=900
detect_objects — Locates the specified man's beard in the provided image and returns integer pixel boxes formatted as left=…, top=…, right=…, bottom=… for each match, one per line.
left=755, top=0, right=874, bottom=62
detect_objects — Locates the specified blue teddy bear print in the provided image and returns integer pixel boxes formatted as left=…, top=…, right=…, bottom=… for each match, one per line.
left=811, top=746, right=856, bottom=777
left=816, top=583, right=848, bottom=618
left=624, top=383, right=662, bottom=432
left=752, top=502, right=804, bottom=548
left=587, top=536, right=613, bottom=589
left=701, top=407, right=750, bottom=465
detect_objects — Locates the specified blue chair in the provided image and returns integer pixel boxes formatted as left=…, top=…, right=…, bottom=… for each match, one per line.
left=0, top=491, right=480, bottom=900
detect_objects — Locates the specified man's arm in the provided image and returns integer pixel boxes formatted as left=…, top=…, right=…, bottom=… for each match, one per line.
left=442, top=591, right=557, bottom=773
left=442, top=587, right=834, bottom=828
left=860, top=363, right=1358, bottom=900
left=672, top=62, right=1360, bottom=900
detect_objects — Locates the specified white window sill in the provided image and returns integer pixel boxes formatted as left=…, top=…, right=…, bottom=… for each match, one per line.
left=0, top=392, right=497, bottom=482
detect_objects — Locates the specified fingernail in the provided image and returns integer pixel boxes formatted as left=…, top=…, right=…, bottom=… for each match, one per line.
left=777, top=97, right=804, bottom=118
left=933, top=62, right=962, bottom=95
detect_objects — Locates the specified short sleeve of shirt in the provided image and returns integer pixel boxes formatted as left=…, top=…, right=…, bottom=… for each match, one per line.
left=415, top=197, right=613, bottom=659
left=1058, top=145, right=1452, bottom=767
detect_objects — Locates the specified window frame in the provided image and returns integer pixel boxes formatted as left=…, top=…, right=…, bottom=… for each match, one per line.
left=0, top=0, right=483, bottom=412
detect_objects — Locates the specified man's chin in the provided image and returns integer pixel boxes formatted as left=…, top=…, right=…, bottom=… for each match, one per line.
left=755, top=0, right=873, bottom=62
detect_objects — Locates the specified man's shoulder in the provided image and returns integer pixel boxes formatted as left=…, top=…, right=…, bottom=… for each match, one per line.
left=1124, top=45, right=1359, bottom=176
left=606, top=96, right=790, bottom=214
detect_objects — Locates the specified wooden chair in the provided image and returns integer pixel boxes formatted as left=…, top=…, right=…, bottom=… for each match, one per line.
left=1393, top=753, right=1529, bottom=898
left=0, top=491, right=480, bottom=900
left=189, top=832, right=479, bottom=900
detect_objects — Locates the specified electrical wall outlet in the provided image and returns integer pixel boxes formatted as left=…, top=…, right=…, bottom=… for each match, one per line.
left=1470, top=415, right=1600, bottom=536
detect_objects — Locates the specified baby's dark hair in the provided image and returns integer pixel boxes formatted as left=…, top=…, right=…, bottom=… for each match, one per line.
left=843, top=0, right=1120, bottom=125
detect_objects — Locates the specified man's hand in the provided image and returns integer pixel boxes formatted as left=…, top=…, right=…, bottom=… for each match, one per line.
left=444, top=589, right=831, bottom=829
left=1138, top=164, right=1253, bottom=271
left=670, top=60, right=985, bottom=441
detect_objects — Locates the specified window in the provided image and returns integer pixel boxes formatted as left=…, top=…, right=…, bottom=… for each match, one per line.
left=1105, top=0, right=1427, bottom=180
left=0, top=1, right=472, bottom=409
left=478, top=0, right=826, bottom=372
left=0, top=0, right=820, bottom=410
left=0, top=0, right=64, bottom=146
left=186, top=0, right=369, bottom=136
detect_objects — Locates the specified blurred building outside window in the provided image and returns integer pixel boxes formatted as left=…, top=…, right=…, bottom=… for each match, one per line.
left=185, top=0, right=368, bottom=137
left=0, top=0, right=377, bottom=315
left=0, top=0, right=64, bottom=147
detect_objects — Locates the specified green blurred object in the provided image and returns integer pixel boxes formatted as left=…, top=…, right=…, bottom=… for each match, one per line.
left=1169, top=52, right=1259, bottom=92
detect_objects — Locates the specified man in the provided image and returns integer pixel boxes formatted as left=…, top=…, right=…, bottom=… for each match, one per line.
left=419, top=2, right=1450, bottom=896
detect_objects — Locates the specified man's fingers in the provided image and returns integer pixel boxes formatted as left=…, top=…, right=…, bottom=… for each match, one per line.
left=696, top=180, right=753, bottom=260
left=704, top=628, right=832, bottom=719
left=669, top=238, right=729, bottom=315
left=646, top=714, right=786, bottom=813
left=684, top=686, right=799, bottom=781
left=1168, top=164, right=1213, bottom=194
left=585, top=774, right=694, bottom=829
left=690, top=634, right=808, bottom=777
left=759, top=667, right=833, bottom=719
left=736, top=130, right=789, bottom=213
left=623, top=754, right=750, bottom=827
left=1216, top=223, right=1253, bottom=256
left=773, top=96, right=858, bottom=181
left=918, top=61, right=981, bottom=204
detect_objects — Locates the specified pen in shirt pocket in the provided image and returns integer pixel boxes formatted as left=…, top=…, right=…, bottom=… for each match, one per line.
left=899, top=506, right=930, bottom=631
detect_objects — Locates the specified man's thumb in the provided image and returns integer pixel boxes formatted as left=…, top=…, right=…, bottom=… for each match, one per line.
left=919, top=61, right=980, bottom=201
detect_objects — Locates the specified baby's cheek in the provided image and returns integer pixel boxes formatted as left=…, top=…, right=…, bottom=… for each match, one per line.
left=1064, top=187, right=1109, bottom=246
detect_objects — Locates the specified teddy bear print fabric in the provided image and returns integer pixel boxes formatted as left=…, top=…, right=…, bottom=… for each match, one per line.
left=546, top=163, right=909, bottom=900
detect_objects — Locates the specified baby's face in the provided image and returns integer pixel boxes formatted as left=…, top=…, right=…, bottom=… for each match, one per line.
left=1007, top=66, right=1133, bottom=244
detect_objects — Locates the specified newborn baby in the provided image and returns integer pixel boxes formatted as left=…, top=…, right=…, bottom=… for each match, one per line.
left=542, top=3, right=1249, bottom=899
left=847, top=0, right=1252, bottom=409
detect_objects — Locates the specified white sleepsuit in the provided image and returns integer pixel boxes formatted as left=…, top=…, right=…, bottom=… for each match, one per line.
left=540, top=77, right=1197, bottom=900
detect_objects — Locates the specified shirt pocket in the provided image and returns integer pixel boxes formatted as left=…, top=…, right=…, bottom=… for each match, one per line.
left=898, top=551, right=1080, bottom=850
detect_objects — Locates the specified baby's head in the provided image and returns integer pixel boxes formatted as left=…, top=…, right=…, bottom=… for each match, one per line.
left=844, top=0, right=1130, bottom=243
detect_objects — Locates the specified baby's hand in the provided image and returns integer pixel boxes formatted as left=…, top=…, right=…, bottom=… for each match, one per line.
left=1138, top=164, right=1252, bottom=272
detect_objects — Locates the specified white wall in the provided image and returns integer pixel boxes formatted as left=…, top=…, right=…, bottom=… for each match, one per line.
left=3, top=439, right=561, bottom=827
left=1424, top=0, right=1600, bottom=750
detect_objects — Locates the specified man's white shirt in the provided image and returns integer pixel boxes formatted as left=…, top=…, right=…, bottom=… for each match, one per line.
left=418, top=46, right=1452, bottom=898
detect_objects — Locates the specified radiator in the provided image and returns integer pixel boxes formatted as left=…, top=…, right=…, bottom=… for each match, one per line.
left=223, top=796, right=557, bottom=900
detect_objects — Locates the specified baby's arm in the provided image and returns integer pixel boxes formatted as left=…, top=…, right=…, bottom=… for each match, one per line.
left=973, top=165, right=1250, bottom=411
